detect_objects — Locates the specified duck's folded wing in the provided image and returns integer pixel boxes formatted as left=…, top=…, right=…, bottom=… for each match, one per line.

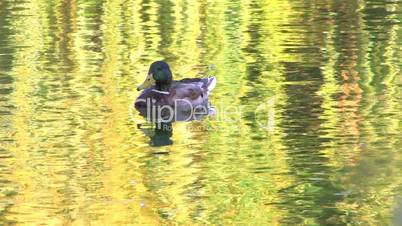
left=171, top=83, right=204, bottom=100
left=176, top=77, right=216, bottom=94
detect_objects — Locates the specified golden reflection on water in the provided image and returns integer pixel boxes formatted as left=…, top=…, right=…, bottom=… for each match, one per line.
left=0, top=0, right=401, bottom=225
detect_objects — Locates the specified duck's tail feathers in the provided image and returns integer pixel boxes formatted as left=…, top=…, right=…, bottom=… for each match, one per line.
left=206, top=77, right=216, bottom=94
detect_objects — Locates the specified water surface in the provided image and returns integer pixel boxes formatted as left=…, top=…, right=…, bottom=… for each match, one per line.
left=0, top=0, right=401, bottom=225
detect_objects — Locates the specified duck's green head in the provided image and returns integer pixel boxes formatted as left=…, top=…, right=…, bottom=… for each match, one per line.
left=137, top=61, right=173, bottom=91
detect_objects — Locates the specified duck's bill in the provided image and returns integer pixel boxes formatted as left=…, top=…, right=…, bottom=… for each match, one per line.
left=137, top=74, right=155, bottom=91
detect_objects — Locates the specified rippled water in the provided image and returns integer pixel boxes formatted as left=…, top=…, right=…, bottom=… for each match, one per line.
left=0, top=0, right=401, bottom=225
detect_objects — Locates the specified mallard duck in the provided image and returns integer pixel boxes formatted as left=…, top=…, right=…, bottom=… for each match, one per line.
left=135, top=61, right=216, bottom=120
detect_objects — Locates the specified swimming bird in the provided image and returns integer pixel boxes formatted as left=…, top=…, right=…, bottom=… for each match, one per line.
left=135, top=61, right=216, bottom=121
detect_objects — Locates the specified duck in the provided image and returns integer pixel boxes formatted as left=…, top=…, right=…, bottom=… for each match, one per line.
left=135, top=61, right=216, bottom=121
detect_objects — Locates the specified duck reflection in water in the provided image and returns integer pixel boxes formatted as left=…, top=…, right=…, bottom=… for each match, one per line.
left=135, top=61, right=216, bottom=146
left=137, top=122, right=173, bottom=147
left=136, top=102, right=215, bottom=147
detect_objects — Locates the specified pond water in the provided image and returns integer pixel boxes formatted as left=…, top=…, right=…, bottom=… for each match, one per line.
left=0, top=0, right=401, bottom=225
